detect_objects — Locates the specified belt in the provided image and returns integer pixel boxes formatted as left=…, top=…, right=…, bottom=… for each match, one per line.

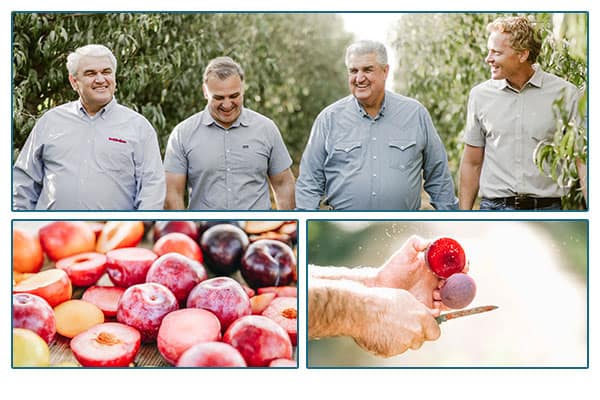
left=485, top=196, right=561, bottom=210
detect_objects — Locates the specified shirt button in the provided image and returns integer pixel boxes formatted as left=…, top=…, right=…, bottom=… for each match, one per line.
left=371, top=192, right=376, bottom=196
left=226, top=149, right=230, bottom=153
left=372, top=137, right=377, bottom=141
left=373, top=156, right=377, bottom=160
left=227, top=168, right=231, bottom=172
left=227, top=188, right=232, bottom=192
left=373, top=173, right=377, bottom=177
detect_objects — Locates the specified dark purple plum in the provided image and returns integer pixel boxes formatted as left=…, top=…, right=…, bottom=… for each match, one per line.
left=240, top=239, right=296, bottom=289
left=440, top=273, right=476, bottom=309
left=200, top=224, right=249, bottom=275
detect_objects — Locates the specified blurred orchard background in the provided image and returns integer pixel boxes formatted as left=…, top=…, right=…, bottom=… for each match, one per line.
left=307, top=220, right=587, bottom=367
left=12, top=12, right=587, bottom=207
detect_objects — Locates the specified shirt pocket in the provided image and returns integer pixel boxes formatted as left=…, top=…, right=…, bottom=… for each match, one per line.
left=388, top=140, right=417, bottom=170
left=331, top=141, right=362, bottom=164
left=93, top=136, right=134, bottom=173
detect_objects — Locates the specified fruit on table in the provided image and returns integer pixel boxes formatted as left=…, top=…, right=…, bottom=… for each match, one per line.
left=262, top=297, right=297, bottom=345
left=96, top=221, right=145, bottom=254
left=186, top=277, right=251, bottom=332
left=13, top=269, right=72, bottom=307
left=223, top=315, right=292, bottom=367
left=241, top=239, right=297, bottom=289
left=176, top=341, right=247, bottom=367
left=81, top=286, right=125, bottom=317
left=116, top=282, right=178, bottom=342
left=153, top=221, right=199, bottom=242
left=55, top=252, right=107, bottom=287
left=39, top=221, right=96, bottom=261
left=425, top=237, right=466, bottom=278
left=440, top=273, right=477, bottom=309
left=250, top=292, right=277, bottom=315
left=12, top=293, right=56, bottom=344
left=153, top=232, right=203, bottom=263
left=105, top=247, right=158, bottom=288
left=146, top=252, right=208, bottom=304
left=200, top=224, right=249, bottom=275
left=70, top=322, right=141, bottom=367
left=13, top=328, right=50, bottom=367
left=13, top=229, right=44, bottom=273
left=156, top=308, right=222, bottom=365
left=54, top=299, right=105, bottom=338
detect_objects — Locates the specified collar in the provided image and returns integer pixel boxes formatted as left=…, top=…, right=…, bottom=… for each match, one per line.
left=353, top=92, right=387, bottom=120
left=495, top=64, right=544, bottom=92
left=77, top=97, right=116, bottom=119
left=200, top=106, right=250, bottom=129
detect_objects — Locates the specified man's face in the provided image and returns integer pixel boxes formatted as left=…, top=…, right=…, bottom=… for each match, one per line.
left=347, top=52, right=389, bottom=110
left=68, top=56, right=116, bottom=115
left=486, top=31, right=529, bottom=81
left=203, top=74, right=244, bottom=129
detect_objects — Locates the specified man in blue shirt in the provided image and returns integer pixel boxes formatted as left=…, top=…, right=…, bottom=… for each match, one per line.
left=296, top=40, right=457, bottom=210
left=13, top=44, right=166, bottom=210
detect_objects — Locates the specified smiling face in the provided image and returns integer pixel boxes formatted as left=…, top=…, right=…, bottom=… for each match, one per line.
left=68, top=56, right=116, bottom=116
left=486, top=31, right=530, bottom=84
left=203, top=74, right=244, bottom=129
left=347, top=52, right=389, bottom=115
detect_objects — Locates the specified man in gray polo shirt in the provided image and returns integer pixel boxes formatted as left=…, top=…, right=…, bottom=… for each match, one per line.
left=13, top=44, right=166, bottom=210
left=295, top=40, right=457, bottom=210
left=459, top=16, right=581, bottom=210
left=163, top=56, right=295, bottom=210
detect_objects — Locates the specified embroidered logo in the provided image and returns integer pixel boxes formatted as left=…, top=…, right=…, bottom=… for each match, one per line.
left=108, top=137, right=127, bottom=144
left=242, top=144, right=249, bottom=149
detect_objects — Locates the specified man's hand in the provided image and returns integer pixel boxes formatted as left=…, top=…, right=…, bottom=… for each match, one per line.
left=374, top=235, right=441, bottom=309
left=349, top=287, right=441, bottom=357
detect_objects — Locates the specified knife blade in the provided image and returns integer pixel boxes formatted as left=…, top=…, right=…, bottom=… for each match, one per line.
left=436, top=305, right=498, bottom=324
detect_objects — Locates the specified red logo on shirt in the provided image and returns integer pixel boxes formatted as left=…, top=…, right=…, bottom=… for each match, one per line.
left=108, top=137, right=127, bottom=144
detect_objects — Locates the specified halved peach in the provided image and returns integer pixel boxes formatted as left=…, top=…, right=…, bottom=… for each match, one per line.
left=96, top=221, right=145, bottom=254
left=13, top=269, right=72, bottom=307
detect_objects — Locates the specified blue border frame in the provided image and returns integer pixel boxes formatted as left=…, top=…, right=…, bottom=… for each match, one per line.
left=304, top=218, right=589, bottom=369
left=11, top=218, right=300, bottom=369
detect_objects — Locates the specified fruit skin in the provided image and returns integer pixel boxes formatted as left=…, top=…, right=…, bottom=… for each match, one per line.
left=186, top=277, right=251, bottom=332
left=146, top=252, right=208, bottom=304
left=425, top=237, right=467, bottom=278
left=13, top=328, right=50, bottom=367
left=156, top=308, right=222, bottom=365
left=116, top=283, right=178, bottom=342
left=177, top=342, right=247, bottom=367
left=241, top=239, right=297, bottom=289
left=153, top=232, right=203, bottom=263
left=12, top=293, right=56, bottom=344
left=153, top=221, right=199, bottom=242
left=96, top=221, right=145, bottom=254
left=250, top=292, right=277, bottom=315
left=55, top=252, right=107, bottom=287
left=54, top=299, right=105, bottom=338
left=257, top=286, right=298, bottom=297
left=70, top=322, right=141, bottom=367
left=38, top=221, right=96, bottom=261
left=105, top=247, right=158, bottom=288
left=440, top=273, right=477, bottom=309
left=13, top=229, right=44, bottom=273
left=269, top=358, right=297, bottom=367
left=200, top=224, right=249, bottom=275
left=262, top=296, right=297, bottom=345
left=223, top=315, right=292, bottom=367
left=81, top=286, right=125, bottom=317
left=13, top=269, right=73, bottom=307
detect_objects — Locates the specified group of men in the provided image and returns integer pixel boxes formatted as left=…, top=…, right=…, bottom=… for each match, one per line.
left=13, top=16, right=583, bottom=211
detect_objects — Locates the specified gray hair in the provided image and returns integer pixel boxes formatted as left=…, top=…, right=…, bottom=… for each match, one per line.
left=345, top=40, right=388, bottom=66
left=203, top=56, right=245, bottom=82
left=66, top=44, right=117, bottom=76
